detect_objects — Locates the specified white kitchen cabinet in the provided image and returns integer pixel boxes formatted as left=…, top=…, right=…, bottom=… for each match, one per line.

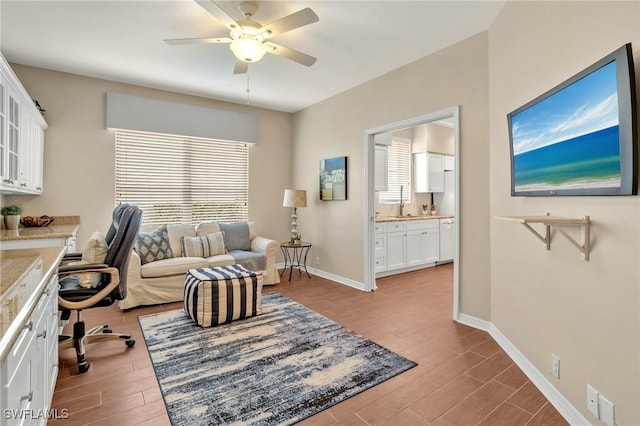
left=374, top=144, right=388, bottom=192
left=0, top=53, right=47, bottom=195
left=386, top=231, right=406, bottom=270
left=376, top=219, right=439, bottom=276
left=414, top=152, right=444, bottom=193
left=444, top=154, right=455, bottom=171
left=1, top=265, right=59, bottom=426
left=374, top=222, right=387, bottom=273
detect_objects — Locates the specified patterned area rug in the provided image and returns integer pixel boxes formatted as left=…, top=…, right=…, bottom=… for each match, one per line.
left=138, top=292, right=417, bottom=425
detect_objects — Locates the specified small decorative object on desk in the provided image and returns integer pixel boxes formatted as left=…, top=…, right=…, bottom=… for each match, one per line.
left=422, top=204, right=430, bottom=215
left=20, top=215, right=54, bottom=227
left=33, top=99, right=46, bottom=117
left=1, top=204, right=23, bottom=230
left=431, top=205, right=437, bottom=216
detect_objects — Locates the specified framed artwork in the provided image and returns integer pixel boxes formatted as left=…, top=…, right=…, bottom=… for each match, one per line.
left=319, top=156, right=347, bottom=201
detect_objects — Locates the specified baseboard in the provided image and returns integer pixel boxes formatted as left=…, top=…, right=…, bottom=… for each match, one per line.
left=488, top=325, right=591, bottom=426
left=457, top=313, right=491, bottom=332
left=457, top=313, right=590, bottom=426
left=275, top=263, right=367, bottom=292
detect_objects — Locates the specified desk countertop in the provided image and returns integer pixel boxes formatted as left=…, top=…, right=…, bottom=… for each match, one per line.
left=0, top=247, right=66, bottom=364
left=0, top=223, right=79, bottom=241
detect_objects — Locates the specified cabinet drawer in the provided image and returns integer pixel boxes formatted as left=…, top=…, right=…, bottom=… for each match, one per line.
left=374, top=256, right=387, bottom=273
left=374, top=222, right=387, bottom=234
left=374, top=235, right=386, bottom=257
left=406, top=220, right=439, bottom=231
left=386, top=222, right=406, bottom=232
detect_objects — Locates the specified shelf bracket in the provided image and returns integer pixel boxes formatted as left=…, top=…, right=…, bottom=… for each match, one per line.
left=494, top=213, right=591, bottom=261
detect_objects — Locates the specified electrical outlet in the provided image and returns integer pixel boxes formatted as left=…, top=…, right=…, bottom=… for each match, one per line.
left=587, top=385, right=599, bottom=419
left=314, top=257, right=320, bottom=265
left=551, top=355, right=560, bottom=379
left=599, top=394, right=615, bottom=426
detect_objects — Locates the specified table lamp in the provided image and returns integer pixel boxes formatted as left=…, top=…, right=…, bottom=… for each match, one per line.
left=283, top=189, right=307, bottom=244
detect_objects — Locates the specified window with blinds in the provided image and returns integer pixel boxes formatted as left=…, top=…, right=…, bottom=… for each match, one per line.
left=378, top=140, right=412, bottom=204
left=115, top=129, right=249, bottom=225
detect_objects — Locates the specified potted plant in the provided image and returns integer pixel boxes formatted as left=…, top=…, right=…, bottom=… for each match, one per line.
left=421, top=204, right=430, bottom=215
left=1, top=205, right=23, bottom=230
left=430, top=204, right=438, bottom=216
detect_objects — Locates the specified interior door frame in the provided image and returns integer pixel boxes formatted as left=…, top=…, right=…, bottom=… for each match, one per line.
left=363, top=106, right=461, bottom=320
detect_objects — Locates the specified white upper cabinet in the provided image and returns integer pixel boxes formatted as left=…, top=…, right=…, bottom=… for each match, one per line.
left=374, top=144, right=388, bottom=192
left=414, top=152, right=444, bottom=193
left=0, top=53, right=47, bottom=194
left=444, top=154, right=455, bottom=171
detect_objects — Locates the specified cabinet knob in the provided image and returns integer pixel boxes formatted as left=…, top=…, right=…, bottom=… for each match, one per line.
left=37, top=330, right=47, bottom=339
left=20, top=182, right=27, bottom=187
left=24, top=321, right=33, bottom=331
left=36, top=186, right=42, bottom=190
left=20, top=391, right=33, bottom=402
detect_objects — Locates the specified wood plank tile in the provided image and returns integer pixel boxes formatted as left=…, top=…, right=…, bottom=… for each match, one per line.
left=494, top=365, right=529, bottom=390
left=525, top=402, right=569, bottom=426
left=508, top=381, right=548, bottom=415
left=465, top=350, right=513, bottom=383
left=408, top=374, right=485, bottom=422
left=476, top=402, right=532, bottom=426
left=440, top=380, right=517, bottom=425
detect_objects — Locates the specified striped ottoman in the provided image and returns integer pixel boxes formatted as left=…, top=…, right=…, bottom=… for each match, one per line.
left=183, top=265, right=263, bottom=327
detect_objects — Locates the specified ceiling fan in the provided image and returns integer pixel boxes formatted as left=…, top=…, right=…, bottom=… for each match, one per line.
left=164, top=0, right=319, bottom=74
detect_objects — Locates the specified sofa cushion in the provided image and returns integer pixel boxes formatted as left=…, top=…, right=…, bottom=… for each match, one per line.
left=140, top=257, right=209, bottom=278
left=206, top=254, right=236, bottom=267
left=167, top=224, right=196, bottom=257
left=219, top=222, right=251, bottom=251
left=135, top=225, right=174, bottom=265
left=181, top=232, right=225, bottom=258
left=228, top=250, right=267, bottom=272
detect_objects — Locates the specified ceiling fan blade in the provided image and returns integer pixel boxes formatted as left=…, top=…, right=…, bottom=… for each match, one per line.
left=233, top=59, right=248, bottom=74
left=164, top=37, right=232, bottom=45
left=195, top=0, right=240, bottom=30
left=261, top=8, right=319, bottom=37
left=265, top=42, right=317, bottom=67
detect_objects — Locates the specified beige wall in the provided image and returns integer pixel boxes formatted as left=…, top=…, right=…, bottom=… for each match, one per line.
left=5, top=65, right=293, bottom=247
left=293, top=32, right=491, bottom=319
left=489, top=2, right=640, bottom=424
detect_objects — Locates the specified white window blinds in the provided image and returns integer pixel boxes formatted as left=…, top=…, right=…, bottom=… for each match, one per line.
left=115, top=129, right=249, bottom=225
left=378, top=140, right=412, bottom=204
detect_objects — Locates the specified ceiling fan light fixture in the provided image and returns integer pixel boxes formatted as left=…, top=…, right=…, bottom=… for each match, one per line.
left=230, top=36, right=267, bottom=63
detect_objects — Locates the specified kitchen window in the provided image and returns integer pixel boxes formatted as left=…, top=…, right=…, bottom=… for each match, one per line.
left=378, top=139, right=412, bottom=204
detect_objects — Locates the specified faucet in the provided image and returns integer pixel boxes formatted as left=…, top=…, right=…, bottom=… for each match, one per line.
left=399, top=185, right=405, bottom=216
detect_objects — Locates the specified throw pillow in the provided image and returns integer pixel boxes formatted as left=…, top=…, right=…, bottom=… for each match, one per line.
left=181, top=232, right=226, bottom=258
left=77, top=231, right=108, bottom=288
left=135, top=225, right=174, bottom=265
left=219, top=222, right=251, bottom=251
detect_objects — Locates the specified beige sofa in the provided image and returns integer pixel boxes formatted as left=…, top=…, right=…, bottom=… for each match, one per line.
left=118, top=221, right=279, bottom=309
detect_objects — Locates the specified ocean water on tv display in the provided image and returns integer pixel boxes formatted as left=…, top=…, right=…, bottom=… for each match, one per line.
left=514, top=125, right=621, bottom=190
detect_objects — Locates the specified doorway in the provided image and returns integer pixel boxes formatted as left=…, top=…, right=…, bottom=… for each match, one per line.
left=363, top=106, right=461, bottom=320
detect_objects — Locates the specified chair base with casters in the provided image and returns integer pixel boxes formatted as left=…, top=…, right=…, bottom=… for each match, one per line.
left=58, top=310, right=135, bottom=374
left=58, top=265, right=136, bottom=373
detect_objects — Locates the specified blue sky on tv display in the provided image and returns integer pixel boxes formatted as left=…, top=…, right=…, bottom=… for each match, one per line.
left=511, top=61, right=618, bottom=156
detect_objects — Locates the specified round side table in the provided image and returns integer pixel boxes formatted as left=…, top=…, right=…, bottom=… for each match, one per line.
left=280, top=242, right=312, bottom=281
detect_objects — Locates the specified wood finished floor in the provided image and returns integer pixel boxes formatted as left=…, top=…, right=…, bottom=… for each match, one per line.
left=51, top=265, right=568, bottom=426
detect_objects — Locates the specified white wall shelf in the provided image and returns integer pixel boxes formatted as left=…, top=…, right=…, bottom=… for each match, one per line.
left=494, top=213, right=591, bottom=261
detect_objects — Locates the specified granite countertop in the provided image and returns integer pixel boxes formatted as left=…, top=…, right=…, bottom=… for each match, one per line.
left=0, top=223, right=79, bottom=241
left=376, top=214, right=454, bottom=222
left=0, top=247, right=66, bottom=364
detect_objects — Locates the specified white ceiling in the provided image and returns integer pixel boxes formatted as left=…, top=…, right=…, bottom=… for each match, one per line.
left=0, top=1, right=505, bottom=113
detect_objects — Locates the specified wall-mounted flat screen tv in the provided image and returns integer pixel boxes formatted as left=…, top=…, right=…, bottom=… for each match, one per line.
left=507, top=43, right=637, bottom=196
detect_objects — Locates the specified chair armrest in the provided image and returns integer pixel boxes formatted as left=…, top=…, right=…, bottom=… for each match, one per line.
left=60, top=252, right=83, bottom=265
left=251, top=236, right=279, bottom=258
left=58, top=267, right=120, bottom=311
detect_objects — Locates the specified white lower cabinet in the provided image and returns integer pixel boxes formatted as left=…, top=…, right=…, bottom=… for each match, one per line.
left=377, top=219, right=439, bottom=276
left=1, top=274, right=59, bottom=426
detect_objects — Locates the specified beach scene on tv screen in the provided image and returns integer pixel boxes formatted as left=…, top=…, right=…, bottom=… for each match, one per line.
left=511, top=61, right=621, bottom=192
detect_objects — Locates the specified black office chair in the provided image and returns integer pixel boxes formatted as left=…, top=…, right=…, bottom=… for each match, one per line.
left=58, top=204, right=143, bottom=373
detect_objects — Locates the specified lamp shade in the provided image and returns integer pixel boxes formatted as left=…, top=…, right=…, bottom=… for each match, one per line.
left=283, top=189, right=307, bottom=208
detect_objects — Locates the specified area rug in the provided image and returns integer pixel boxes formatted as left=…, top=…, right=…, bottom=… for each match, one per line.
left=138, top=292, right=417, bottom=425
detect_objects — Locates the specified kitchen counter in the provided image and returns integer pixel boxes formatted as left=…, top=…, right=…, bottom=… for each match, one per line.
left=376, top=214, right=453, bottom=222
left=0, top=246, right=65, bottom=364
left=0, top=223, right=80, bottom=241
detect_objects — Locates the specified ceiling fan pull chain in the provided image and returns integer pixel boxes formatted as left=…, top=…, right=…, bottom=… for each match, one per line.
left=245, top=71, right=251, bottom=105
